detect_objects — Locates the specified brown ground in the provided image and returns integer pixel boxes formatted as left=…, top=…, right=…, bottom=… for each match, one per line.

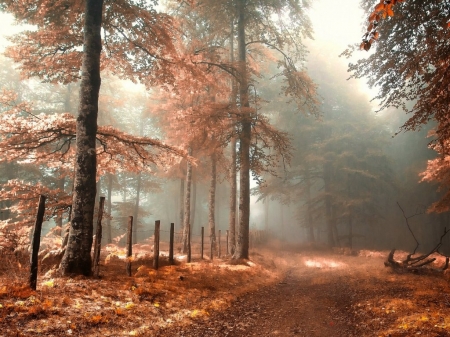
left=2, top=244, right=450, bottom=336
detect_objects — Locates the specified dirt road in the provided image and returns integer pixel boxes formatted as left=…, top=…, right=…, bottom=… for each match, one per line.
left=156, top=252, right=366, bottom=336
left=157, top=250, right=450, bottom=337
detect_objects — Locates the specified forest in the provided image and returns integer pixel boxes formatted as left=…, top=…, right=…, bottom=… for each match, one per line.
left=1, top=0, right=450, bottom=336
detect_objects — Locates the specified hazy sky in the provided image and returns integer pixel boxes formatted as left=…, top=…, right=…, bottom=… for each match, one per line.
left=0, top=0, right=372, bottom=94
left=0, top=0, right=366, bottom=49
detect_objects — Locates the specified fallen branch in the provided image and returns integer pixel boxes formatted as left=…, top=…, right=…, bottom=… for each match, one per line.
left=384, top=203, right=450, bottom=273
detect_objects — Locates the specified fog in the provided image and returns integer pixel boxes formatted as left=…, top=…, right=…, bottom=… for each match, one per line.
left=0, top=0, right=448, bottom=258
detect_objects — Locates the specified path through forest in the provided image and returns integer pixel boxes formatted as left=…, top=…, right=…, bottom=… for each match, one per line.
left=2, top=246, right=450, bottom=336
left=157, top=249, right=450, bottom=337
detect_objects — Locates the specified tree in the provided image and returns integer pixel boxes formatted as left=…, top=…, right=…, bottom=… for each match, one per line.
left=346, top=0, right=450, bottom=141
left=190, top=0, right=317, bottom=259
left=344, top=0, right=450, bottom=214
left=1, top=0, right=184, bottom=275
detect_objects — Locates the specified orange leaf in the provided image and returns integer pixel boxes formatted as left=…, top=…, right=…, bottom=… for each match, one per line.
left=369, top=12, right=377, bottom=22
left=368, top=23, right=374, bottom=31
left=387, top=7, right=394, bottom=16
left=375, top=3, right=385, bottom=12
left=447, top=22, right=450, bottom=28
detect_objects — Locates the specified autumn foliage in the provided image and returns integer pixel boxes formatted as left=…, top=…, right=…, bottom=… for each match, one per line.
left=361, top=0, right=405, bottom=51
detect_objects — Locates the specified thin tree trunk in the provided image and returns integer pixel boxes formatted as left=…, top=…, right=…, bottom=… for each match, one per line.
left=324, top=162, right=335, bottom=247
left=182, top=148, right=192, bottom=254
left=264, top=197, right=269, bottom=231
left=305, top=168, right=315, bottom=242
left=228, top=18, right=238, bottom=255
left=229, top=136, right=237, bottom=254
left=106, top=173, right=112, bottom=244
left=133, top=173, right=141, bottom=244
left=209, top=152, right=217, bottom=255
left=179, top=176, right=185, bottom=230
left=60, top=0, right=104, bottom=276
left=233, top=0, right=251, bottom=260
left=191, top=178, right=197, bottom=232
left=94, top=178, right=101, bottom=235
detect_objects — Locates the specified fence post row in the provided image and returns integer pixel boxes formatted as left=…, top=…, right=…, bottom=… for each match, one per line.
left=153, top=220, right=160, bottom=270
left=92, top=196, right=105, bottom=278
left=29, top=195, right=46, bottom=290
left=126, top=216, right=133, bottom=276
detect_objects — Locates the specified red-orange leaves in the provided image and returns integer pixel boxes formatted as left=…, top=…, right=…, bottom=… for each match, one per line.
left=375, top=3, right=385, bottom=12
left=360, top=41, right=372, bottom=51
left=362, top=0, right=403, bottom=51
left=386, top=6, right=395, bottom=16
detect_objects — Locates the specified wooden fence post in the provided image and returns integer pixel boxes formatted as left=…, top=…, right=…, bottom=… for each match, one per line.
left=126, top=216, right=133, bottom=276
left=153, top=220, right=160, bottom=270
left=201, top=227, right=204, bottom=260
left=218, top=230, right=221, bottom=258
left=93, top=196, right=105, bottom=278
left=169, top=222, right=174, bottom=265
left=29, top=195, right=46, bottom=290
left=187, top=223, right=191, bottom=263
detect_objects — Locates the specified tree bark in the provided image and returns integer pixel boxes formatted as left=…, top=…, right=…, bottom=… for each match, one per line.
left=209, top=152, right=217, bottom=255
left=179, top=175, right=185, bottom=229
left=182, top=148, right=192, bottom=254
left=228, top=18, right=238, bottom=255
left=229, top=136, right=237, bottom=254
left=106, top=173, right=112, bottom=244
left=60, top=0, right=103, bottom=276
left=233, top=0, right=251, bottom=260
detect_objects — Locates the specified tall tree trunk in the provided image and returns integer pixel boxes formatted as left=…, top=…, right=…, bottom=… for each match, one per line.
left=229, top=136, right=237, bottom=254
left=234, top=0, right=251, bottom=260
left=264, top=197, right=269, bottom=231
left=305, top=168, right=315, bottom=242
left=228, top=18, right=238, bottom=255
left=191, top=178, right=197, bottom=232
left=182, top=148, right=192, bottom=254
left=93, top=177, right=101, bottom=235
left=179, top=176, right=185, bottom=230
left=324, top=162, right=335, bottom=247
left=209, top=152, right=217, bottom=254
left=60, top=0, right=103, bottom=276
left=133, top=173, right=141, bottom=244
left=106, top=173, right=112, bottom=244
